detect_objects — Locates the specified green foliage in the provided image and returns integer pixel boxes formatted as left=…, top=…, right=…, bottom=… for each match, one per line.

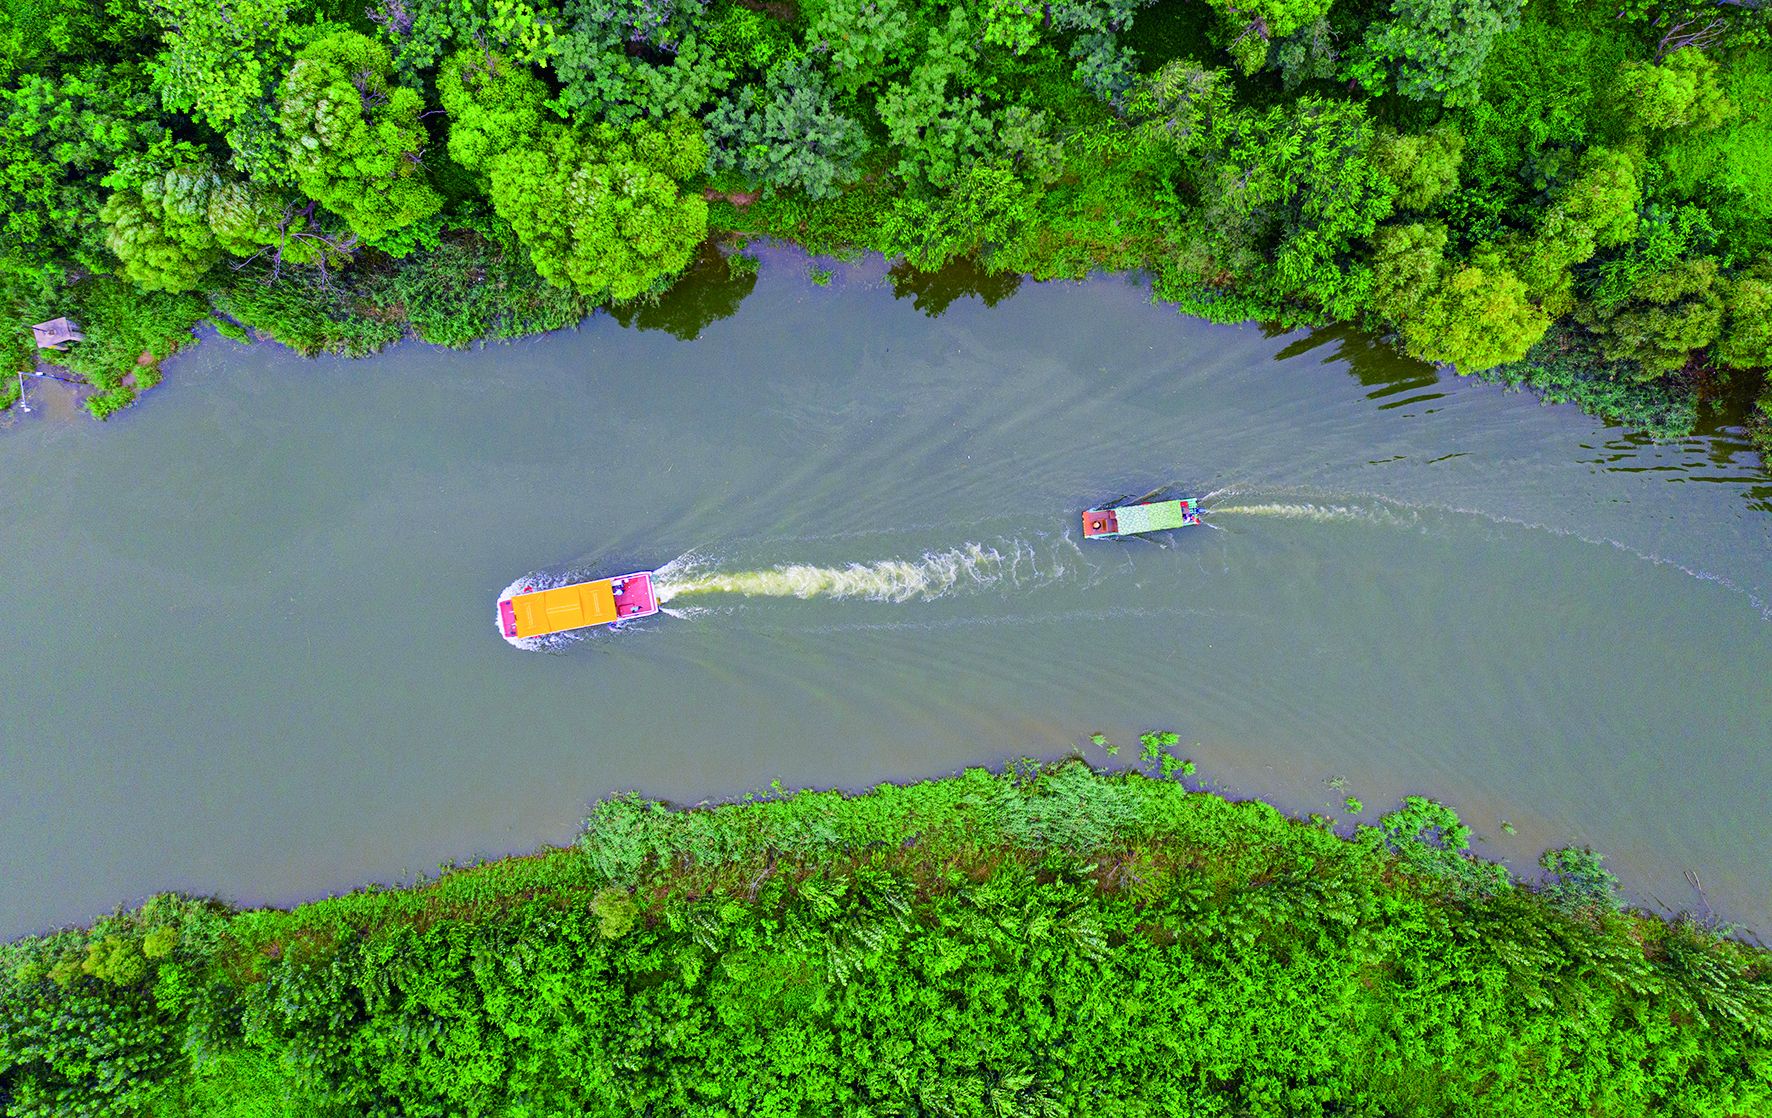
left=1344, top=0, right=1523, bottom=108
left=706, top=57, right=870, bottom=199
left=98, top=162, right=307, bottom=293
left=487, top=0, right=559, bottom=66
left=1367, top=794, right=1511, bottom=894
left=549, top=11, right=738, bottom=128
left=1575, top=255, right=1723, bottom=377
left=4, top=0, right=1768, bottom=445
left=370, top=227, right=595, bottom=346
left=1656, top=51, right=1772, bottom=258
left=276, top=31, right=443, bottom=242
left=1538, top=846, right=1622, bottom=914
left=8, top=762, right=1770, bottom=1118
left=0, top=898, right=216, bottom=1116
left=1182, top=96, right=1395, bottom=321
left=876, top=10, right=994, bottom=186
left=702, top=0, right=795, bottom=72
left=23, top=276, right=206, bottom=417
left=1614, top=47, right=1735, bottom=132
left=1481, top=321, right=1700, bottom=439
left=1372, top=224, right=1548, bottom=371
left=806, top=0, right=916, bottom=93
left=437, top=49, right=549, bottom=177
left=144, top=0, right=311, bottom=177
left=1371, top=123, right=1464, bottom=212
left=213, top=262, right=403, bottom=357
left=589, top=886, right=639, bottom=938
left=1506, top=145, right=1643, bottom=316
left=1204, top=0, right=1330, bottom=41
left=0, top=64, right=176, bottom=276
left=1048, top=0, right=1153, bottom=100
left=1139, top=728, right=1178, bottom=762
left=1268, top=16, right=1337, bottom=91
left=1719, top=254, right=1772, bottom=370
left=486, top=117, right=709, bottom=299
left=878, top=163, right=1039, bottom=271
left=99, top=186, right=219, bottom=294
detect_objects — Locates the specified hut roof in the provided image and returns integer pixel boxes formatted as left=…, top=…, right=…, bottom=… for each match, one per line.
left=30, top=318, right=83, bottom=349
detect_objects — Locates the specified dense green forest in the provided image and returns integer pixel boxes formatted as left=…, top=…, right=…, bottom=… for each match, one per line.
left=3, top=754, right=1769, bottom=1116
left=1, top=0, right=1769, bottom=449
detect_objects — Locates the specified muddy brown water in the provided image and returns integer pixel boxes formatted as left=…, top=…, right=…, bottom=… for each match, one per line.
left=2, top=248, right=1768, bottom=939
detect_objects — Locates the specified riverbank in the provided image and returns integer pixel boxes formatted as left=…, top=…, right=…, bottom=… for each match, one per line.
left=5, top=0, right=1770, bottom=460
left=4, top=756, right=1768, bottom=1116
left=8, top=236, right=1770, bottom=471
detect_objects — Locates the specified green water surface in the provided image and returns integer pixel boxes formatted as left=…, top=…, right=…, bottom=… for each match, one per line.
left=2, top=250, right=1767, bottom=937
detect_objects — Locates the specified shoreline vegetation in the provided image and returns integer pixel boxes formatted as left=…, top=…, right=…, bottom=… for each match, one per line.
left=4, top=751, right=1770, bottom=1116
left=2, top=0, right=1770, bottom=461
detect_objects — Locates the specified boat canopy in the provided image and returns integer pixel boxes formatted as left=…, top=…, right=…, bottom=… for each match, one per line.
left=1110, top=500, right=1190, bottom=534
left=509, top=581, right=619, bottom=638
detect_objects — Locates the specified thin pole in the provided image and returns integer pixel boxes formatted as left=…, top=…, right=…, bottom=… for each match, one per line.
left=15, top=370, right=26, bottom=413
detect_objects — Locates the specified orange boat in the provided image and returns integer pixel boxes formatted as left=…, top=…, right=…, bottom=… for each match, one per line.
left=498, top=571, right=659, bottom=640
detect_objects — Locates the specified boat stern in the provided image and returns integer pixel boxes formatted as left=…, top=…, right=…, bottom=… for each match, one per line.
left=610, top=572, right=659, bottom=621
left=1082, top=508, right=1120, bottom=538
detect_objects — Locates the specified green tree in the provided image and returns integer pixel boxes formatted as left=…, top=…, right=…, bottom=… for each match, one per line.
left=276, top=31, right=443, bottom=244
left=100, top=171, right=223, bottom=292
left=1371, top=124, right=1464, bottom=212
left=1344, top=0, right=1523, bottom=108
left=877, top=10, right=994, bottom=186
left=1371, top=224, right=1546, bottom=371
left=1127, top=59, right=1234, bottom=157
left=437, top=48, right=549, bottom=177
left=706, top=57, right=870, bottom=199
left=486, top=117, right=709, bottom=299
left=0, top=65, right=176, bottom=276
left=1368, top=221, right=1450, bottom=322
left=805, top=0, right=916, bottom=93
left=878, top=163, right=1038, bottom=271
left=100, top=164, right=316, bottom=291
left=1404, top=259, right=1548, bottom=371
left=1575, top=256, right=1724, bottom=377
left=1205, top=0, right=1331, bottom=42
left=1718, top=255, right=1772, bottom=369
left=1192, top=96, right=1396, bottom=320
left=1269, top=17, right=1338, bottom=91
left=1614, top=47, right=1736, bottom=131
left=1506, top=146, right=1643, bottom=315
left=145, top=0, right=310, bottom=177
left=1049, top=0, right=1150, bottom=99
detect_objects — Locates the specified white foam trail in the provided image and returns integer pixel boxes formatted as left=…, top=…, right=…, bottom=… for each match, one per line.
left=1212, top=486, right=1769, bottom=621
left=655, top=541, right=1058, bottom=604
left=1210, top=501, right=1420, bottom=529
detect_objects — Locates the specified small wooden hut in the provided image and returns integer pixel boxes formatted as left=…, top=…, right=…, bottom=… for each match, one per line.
left=30, top=318, right=84, bottom=350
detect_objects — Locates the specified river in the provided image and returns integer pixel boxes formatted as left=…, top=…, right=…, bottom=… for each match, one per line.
left=2, top=248, right=1768, bottom=939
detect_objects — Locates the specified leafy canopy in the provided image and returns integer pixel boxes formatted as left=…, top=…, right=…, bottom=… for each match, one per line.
left=275, top=31, right=443, bottom=244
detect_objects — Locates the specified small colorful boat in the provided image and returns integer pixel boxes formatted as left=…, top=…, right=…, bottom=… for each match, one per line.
left=499, top=571, right=659, bottom=639
left=1082, top=497, right=1201, bottom=539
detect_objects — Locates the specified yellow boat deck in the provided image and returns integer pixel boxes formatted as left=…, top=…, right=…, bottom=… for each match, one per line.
left=508, top=580, right=620, bottom=638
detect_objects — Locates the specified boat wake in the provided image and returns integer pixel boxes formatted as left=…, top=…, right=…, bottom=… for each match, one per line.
left=654, top=539, right=1072, bottom=605
left=1208, top=487, right=1770, bottom=621
left=1208, top=501, right=1422, bottom=530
